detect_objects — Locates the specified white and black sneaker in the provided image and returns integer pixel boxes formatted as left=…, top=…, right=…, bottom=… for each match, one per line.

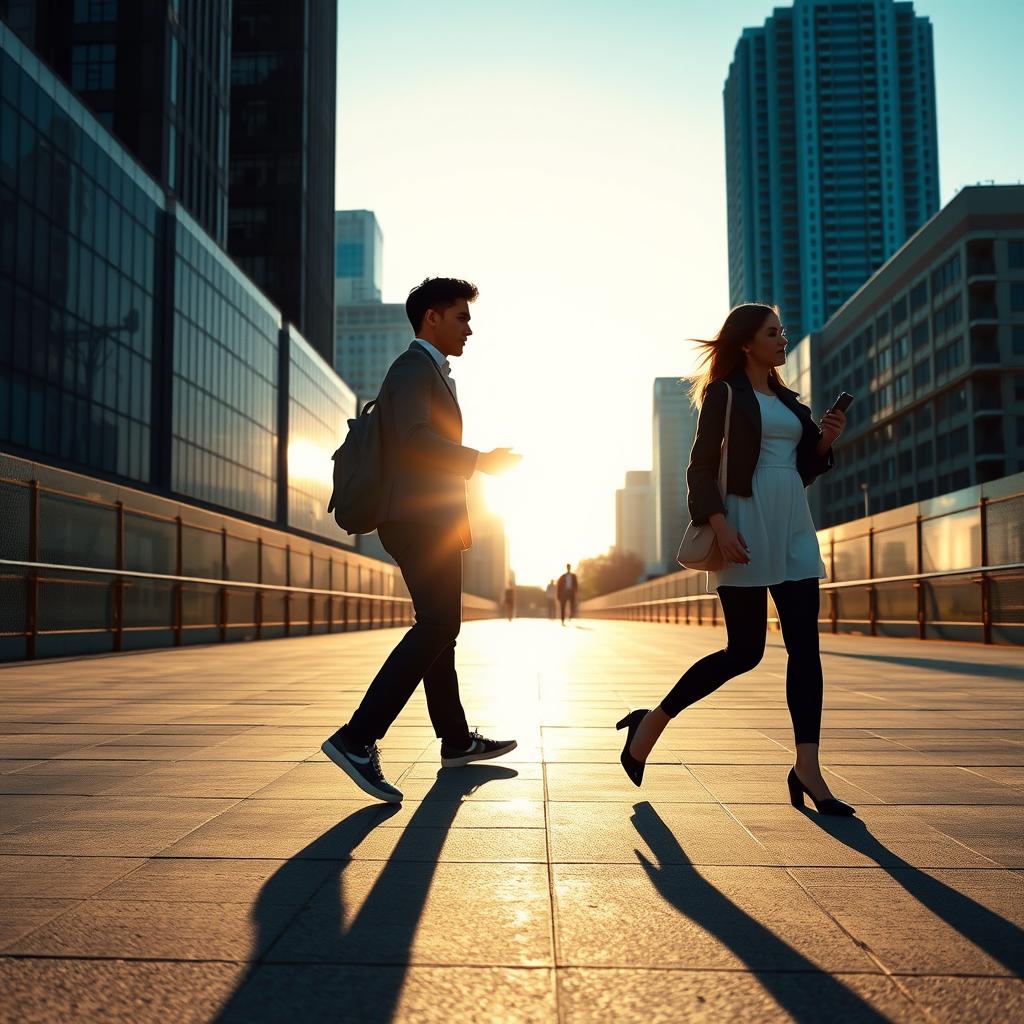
left=440, top=729, right=518, bottom=768
left=321, top=731, right=403, bottom=803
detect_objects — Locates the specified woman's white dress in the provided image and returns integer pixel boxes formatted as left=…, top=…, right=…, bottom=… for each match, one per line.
left=708, top=391, right=827, bottom=594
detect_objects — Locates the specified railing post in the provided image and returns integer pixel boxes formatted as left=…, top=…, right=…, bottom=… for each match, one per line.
left=829, top=536, right=838, bottom=634
left=915, top=514, right=925, bottom=640
left=327, top=559, right=334, bottom=634
left=26, top=480, right=40, bottom=659
left=979, top=497, right=992, bottom=644
left=284, top=544, right=291, bottom=637
left=255, top=537, right=263, bottom=641
left=174, top=516, right=183, bottom=646
left=112, top=502, right=125, bottom=651
left=867, top=526, right=877, bottom=637
left=308, top=550, right=314, bottom=635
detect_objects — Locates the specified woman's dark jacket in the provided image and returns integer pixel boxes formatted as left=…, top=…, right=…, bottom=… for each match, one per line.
left=686, top=366, right=835, bottom=527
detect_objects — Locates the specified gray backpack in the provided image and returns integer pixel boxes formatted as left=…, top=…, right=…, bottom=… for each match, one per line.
left=328, top=396, right=386, bottom=535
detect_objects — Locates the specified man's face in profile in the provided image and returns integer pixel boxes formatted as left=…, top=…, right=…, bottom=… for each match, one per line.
left=430, top=298, right=473, bottom=357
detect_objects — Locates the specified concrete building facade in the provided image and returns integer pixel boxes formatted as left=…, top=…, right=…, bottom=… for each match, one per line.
left=652, top=378, right=698, bottom=574
left=615, top=469, right=656, bottom=570
left=793, top=185, right=1024, bottom=528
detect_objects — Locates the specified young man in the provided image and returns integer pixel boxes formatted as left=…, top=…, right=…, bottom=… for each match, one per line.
left=322, top=277, right=521, bottom=802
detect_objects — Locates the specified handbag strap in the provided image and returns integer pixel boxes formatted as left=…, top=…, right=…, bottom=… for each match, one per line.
left=717, top=382, right=732, bottom=497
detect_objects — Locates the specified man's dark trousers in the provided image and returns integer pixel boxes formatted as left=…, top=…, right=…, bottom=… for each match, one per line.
left=344, top=521, right=471, bottom=748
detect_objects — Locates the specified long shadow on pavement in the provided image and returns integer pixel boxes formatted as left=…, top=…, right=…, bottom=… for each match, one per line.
left=214, top=764, right=518, bottom=1023
left=631, top=802, right=892, bottom=1023
left=806, top=813, right=1024, bottom=976
left=816, top=648, right=1024, bottom=682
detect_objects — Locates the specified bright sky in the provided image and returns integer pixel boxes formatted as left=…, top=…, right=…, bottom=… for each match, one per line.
left=336, top=0, right=1024, bottom=586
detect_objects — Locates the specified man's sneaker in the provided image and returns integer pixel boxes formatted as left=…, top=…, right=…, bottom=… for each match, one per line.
left=321, top=733, right=403, bottom=803
left=440, top=729, right=518, bottom=768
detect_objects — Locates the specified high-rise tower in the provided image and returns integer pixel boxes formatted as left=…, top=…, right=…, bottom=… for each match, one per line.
left=724, top=0, right=939, bottom=342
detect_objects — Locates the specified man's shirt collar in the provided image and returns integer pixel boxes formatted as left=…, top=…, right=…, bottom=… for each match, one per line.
left=414, top=338, right=448, bottom=371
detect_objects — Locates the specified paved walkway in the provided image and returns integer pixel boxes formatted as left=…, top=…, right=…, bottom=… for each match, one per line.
left=0, top=620, right=1022, bottom=1023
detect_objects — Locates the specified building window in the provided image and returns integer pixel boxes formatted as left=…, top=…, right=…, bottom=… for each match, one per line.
left=935, top=337, right=964, bottom=375
left=71, top=44, right=116, bottom=91
left=1013, top=326, right=1024, bottom=355
left=1009, top=240, right=1024, bottom=269
left=892, top=334, right=908, bottom=362
left=917, top=440, right=933, bottom=467
left=913, top=359, right=931, bottom=389
left=894, top=371, right=909, bottom=401
left=930, top=252, right=961, bottom=294
left=911, top=321, right=930, bottom=349
left=74, top=0, right=117, bottom=22
left=892, top=296, right=907, bottom=324
left=910, top=279, right=928, bottom=312
left=231, top=53, right=280, bottom=87
left=1011, top=282, right=1024, bottom=312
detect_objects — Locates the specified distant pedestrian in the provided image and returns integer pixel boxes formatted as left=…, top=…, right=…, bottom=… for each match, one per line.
left=503, top=585, right=516, bottom=621
left=556, top=564, right=579, bottom=625
left=545, top=580, right=557, bottom=620
left=616, top=302, right=855, bottom=819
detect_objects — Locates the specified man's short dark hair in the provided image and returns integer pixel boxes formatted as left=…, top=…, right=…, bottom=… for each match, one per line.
left=406, top=277, right=478, bottom=333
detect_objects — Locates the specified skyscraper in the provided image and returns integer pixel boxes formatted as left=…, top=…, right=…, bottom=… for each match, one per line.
left=228, top=0, right=337, bottom=363
left=724, top=0, right=939, bottom=342
left=652, top=378, right=699, bottom=574
left=2, top=0, right=233, bottom=244
left=615, top=470, right=656, bottom=571
left=334, top=210, right=382, bottom=305
left=333, top=210, right=413, bottom=403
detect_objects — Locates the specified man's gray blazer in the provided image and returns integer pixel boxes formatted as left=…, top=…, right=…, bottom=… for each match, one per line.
left=379, top=342, right=478, bottom=549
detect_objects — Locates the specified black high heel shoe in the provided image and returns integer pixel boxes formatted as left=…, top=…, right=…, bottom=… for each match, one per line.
left=616, top=709, right=650, bottom=787
left=787, top=767, right=856, bottom=816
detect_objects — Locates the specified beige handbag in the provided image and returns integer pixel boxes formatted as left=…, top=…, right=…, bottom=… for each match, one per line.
left=676, top=382, right=732, bottom=571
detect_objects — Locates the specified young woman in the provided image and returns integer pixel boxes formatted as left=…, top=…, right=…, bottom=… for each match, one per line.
left=617, top=303, right=855, bottom=815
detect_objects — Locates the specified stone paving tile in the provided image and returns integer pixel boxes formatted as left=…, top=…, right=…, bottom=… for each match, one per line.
left=0, top=759, right=161, bottom=795
left=967, top=766, right=1024, bottom=787
left=217, top=965, right=557, bottom=1024
left=0, top=959, right=246, bottom=1024
left=791, top=867, right=1024, bottom=976
left=0, top=898, right=78, bottom=949
left=0, top=794, right=91, bottom=832
left=545, top=763, right=713, bottom=803
left=249, top=760, right=416, bottom=799
left=0, top=855, right=144, bottom=898
left=828, top=765, right=1024, bottom=805
left=689, top=764, right=883, bottom=805
left=0, top=796, right=240, bottom=856
left=726, top=804, right=1004, bottom=869
left=6, top=897, right=298, bottom=961
left=548, top=802, right=777, bottom=866
left=553, top=864, right=877, bottom=972
left=93, top=857, right=337, bottom=905
left=898, top=976, right=1024, bottom=1023
left=265, top=862, right=553, bottom=967
left=557, top=968, right=927, bottom=1023
left=100, top=761, right=294, bottom=798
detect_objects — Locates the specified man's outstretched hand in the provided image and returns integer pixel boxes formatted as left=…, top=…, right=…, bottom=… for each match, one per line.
left=477, top=448, right=523, bottom=475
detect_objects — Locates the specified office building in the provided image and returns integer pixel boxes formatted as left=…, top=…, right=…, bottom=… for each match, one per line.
left=725, top=0, right=939, bottom=343
left=615, top=470, right=656, bottom=570
left=333, top=211, right=413, bottom=402
left=0, top=22, right=354, bottom=544
left=334, top=209, right=382, bottom=305
left=2, top=0, right=232, bottom=245
left=228, top=0, right=337, bottom=363
left=792, top=185, right=1024, bottom=528
left=652, top=378, right=699, bottom=573
left=335, top=303, right=412, bottom=403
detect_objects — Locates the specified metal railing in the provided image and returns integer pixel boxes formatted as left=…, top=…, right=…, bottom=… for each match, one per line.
left=0, top=455, right=500, bottom=661
left=582, top=477, right=1024, bottom=645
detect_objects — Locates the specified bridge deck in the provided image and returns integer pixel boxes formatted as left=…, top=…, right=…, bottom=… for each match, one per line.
left=1, top=620, right=1022, bottom=1022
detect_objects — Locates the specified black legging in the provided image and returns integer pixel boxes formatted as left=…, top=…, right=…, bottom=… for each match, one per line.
left=660, top=577, right=823, bottom=744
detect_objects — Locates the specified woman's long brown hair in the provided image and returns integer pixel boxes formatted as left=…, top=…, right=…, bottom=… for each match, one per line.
left=688, top=302, right=787, bottom=407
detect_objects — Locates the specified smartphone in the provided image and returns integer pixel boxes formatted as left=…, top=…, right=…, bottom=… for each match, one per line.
left=826, top=391, right=854, bottom=415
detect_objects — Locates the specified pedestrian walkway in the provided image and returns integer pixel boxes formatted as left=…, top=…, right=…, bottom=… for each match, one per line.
left=1, top=620, right=1022, bottom=1022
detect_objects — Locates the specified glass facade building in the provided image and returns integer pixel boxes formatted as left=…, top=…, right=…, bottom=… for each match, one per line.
left=170, top=206, right=278, bottom=520
left=3, top=0, right=233, bottom=245
left=286, top=324, right=356, bottom=541
left=725, top=0, right=939, bottom=343
left=0, top=21, right=355, bottom=549
left=798, top=185, right=1024, bottom=528
left=1, top=26, right=161, bottom=485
